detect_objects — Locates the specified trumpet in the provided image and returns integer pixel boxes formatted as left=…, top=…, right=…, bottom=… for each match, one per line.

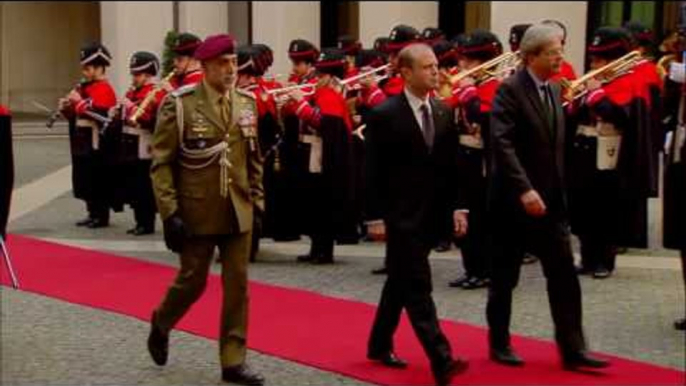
left=129, top=70, right=176, bottom=124
left=561, top=50, right=642, bottom=105
left=339, top=64, right=390, bottom=87
left=450, top=51, right=520, bottom=85
left=267, top=83, right=317, bottom=104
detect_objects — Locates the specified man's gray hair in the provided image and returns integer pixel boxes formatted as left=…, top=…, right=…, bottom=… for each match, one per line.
left=519, top=24, right=563, bottom=61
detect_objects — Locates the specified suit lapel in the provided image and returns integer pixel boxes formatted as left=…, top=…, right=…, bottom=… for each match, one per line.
left=551, top=82, right=565, bottom=145
left=430, top=98, right=445, bottom=141
left=194, top=84, right=225, bottom=131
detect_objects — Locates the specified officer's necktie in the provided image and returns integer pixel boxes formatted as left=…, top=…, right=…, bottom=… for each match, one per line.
left=219, top=95, right=231, bottom=127
left=420, top=103, right=434, bottom=150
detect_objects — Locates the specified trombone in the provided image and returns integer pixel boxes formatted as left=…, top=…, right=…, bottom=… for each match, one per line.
left=450, top=51, right=520, bottom=85
left=267, top=82, right=317, bottom=103
left=561, top=50, right=642, bottom=106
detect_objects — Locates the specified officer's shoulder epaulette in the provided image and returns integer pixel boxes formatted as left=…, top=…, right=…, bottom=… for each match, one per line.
left=171, top=84, right=196, bottom=98
left=236, top=88, right=256, bottom=100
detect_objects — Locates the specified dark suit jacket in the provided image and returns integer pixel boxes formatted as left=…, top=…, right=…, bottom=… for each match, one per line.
left=365, top=91, right=464, bottom=242
left=488, top=69, right=567, bottom=218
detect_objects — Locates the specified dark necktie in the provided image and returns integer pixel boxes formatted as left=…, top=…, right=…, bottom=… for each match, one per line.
left=540, top=84, right=555, bottom=130
left=420, top=103, right=434, bottom=149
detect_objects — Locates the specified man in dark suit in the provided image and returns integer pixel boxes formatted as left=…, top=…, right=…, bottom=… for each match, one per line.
left=365, top=43, right=469, bottom=386
left=486, top=24, right=610, bottom=371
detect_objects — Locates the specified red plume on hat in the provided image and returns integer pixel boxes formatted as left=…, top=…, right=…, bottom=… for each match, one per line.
left=194, top=34, right=237, bottom=61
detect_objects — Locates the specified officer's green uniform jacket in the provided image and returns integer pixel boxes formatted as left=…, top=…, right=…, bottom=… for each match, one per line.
left=151, top=80, right=264, bottom=235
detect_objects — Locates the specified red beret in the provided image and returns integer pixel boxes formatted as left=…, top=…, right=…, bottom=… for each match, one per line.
left=194, top=34, right=237, bottom=61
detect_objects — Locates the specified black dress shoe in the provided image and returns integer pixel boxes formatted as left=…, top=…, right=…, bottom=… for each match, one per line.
left=592, top=267, right=612, bottom=279
left=221, top=364, right=265, bottom=386
left=461, top=277, right=489, bottom=290
left=434, top=242, right=451, bottom=253
left=133, top=226, right=155, bottom=236
left=87, top=218, right=109, bottom=228
left=562, top=352, right=610, bottom=371
left=433, top=358, right=469, bottom=386
left=522, top=253, right=538, bottom=265
left=368, top=351, right=408, bottom=369
left=449, top=275, right=470, bottom=288
left=575, top=265, right=594, bottom=275
left=147, top=311, right=169, bottom=366
left=675, top=318, right=686, bottom=331
left=297, top=254, right=314, bottom=263
left=76, top=217, right=94, bottom=227
left=490, top=346, right=525, bottom=366
left=371, top=266, right=388, bottom=275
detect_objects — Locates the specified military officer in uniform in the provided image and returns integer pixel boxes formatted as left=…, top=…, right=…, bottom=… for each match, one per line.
left=146, top=34, right=265, bottom=386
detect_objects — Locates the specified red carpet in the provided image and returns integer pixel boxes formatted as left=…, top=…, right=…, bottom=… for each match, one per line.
left=2, top=234, right=684, bottom=385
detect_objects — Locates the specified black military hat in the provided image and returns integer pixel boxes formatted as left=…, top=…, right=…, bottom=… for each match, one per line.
left=80, top=42, right=112, bottom=67
left=129, top=51, right=159, bottom=75
left=172, top=32, right=202, bottom=57
left=288, top=39, right=319, bottom=64
left=337, top=35, right=362, bottom=57
left=387, top=24, right=421, bottom=53
left=541, top=19, right=567, bottom=44
left=460, top=29, right=503, bottom=61
left=355, top=49, right=388, bottom=69
left=421, top=27, right=445, bottom=45
left=588, top=26, right=633, bottom=60
left=509, top=24, right=532, bottom=51
left=252, top=43, right=274, bottom=74
left=315, top=48, right=347, bottom=79
left=432, top=40, right=458, bottom=69
left=623, top=21, right=654, bottom=48
left=237, top=45, right=260, bottom=76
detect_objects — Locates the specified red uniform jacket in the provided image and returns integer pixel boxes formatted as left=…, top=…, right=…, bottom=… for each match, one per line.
left=550, top=60, right=577, bottom=83
left=74, top=79, right=117, bottom=118
left=124, top=83, right=167, bottom=129
left=170, top=69, right=204, bottom=90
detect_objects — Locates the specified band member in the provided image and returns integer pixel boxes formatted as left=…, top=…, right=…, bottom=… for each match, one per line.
left=381, top=24, right=421, bottom=97
left=351, top=49, right=389, bottom=241
left=338, top=35, right=362, bottom=78
left=508, top=24, right=532, bottom=52
left=167, top=32, right=204, bottom=90
left=285, top=48, right=357, bottom=264
left=568, top=27, right=656, bottom=278
left=287, top=39, right=319, bottom=84
left=147, top=34, right=265, bottom=386
left=0, top=105, right=12, bottom=240
left=625, top=21, right=663, bottom=195
left=433, top=39, right=461, bottom=253
left=661, top=27, right=686, bottom=331
left=236, top=44, right=282, bottom=261
left=542, top=20, right=577, bottom=83
left=365, top=43, right=470, bottom=385
left=270, top=39, right=320, bottom=242
left=487, top=24, right=609, bottom=370
left=59, top=42, right=117, bottom=228
left=443, top=30, right=501, bottom=289
left=118, top=51, right=166, bottom=235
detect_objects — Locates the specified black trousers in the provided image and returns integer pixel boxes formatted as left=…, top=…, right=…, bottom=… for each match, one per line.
left=368, top=228, right=453, bottom=370
left=486, top=210, right=586, bottom=356
left=305, top=174, right=335, bottom=260
left=579, top=235, right=617, bottom=271
left=130, top=160, right=156, bottom=229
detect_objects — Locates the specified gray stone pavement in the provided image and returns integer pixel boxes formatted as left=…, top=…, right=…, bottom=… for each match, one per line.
left=1, top=130, right=685, bottom=385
